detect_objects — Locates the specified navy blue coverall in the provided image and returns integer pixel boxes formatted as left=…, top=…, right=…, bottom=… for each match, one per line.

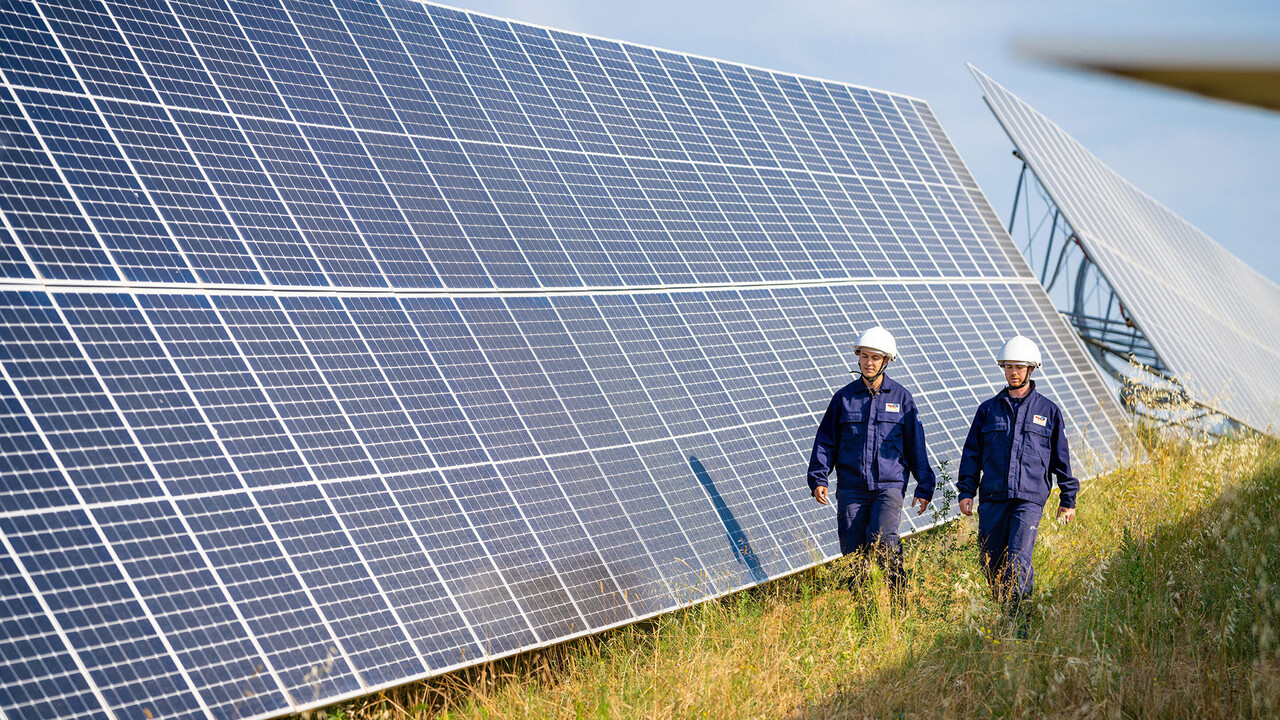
left=808, top=376, right=936, bottom=585
left=958, top=381, right=1077, bottom=601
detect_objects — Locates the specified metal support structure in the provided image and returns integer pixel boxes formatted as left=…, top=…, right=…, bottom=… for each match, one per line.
left=1068, top=254, right=1166, bottom=375
left=1040, top=209, right=1059, bottom=284
left=1044, top=232, right=1077, bottom=294
left=1007, top=156, right=1028, bottom=233
left=1002, top=153, right=1247, bottom=437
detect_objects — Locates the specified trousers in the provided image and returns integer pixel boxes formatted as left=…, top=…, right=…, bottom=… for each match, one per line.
left=837, top=486, right=905, bottom=589
left=977, top=498, right=1044, bottom=598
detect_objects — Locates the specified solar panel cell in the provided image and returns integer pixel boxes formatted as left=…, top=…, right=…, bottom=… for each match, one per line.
left=540, top=450, right=670, bottom=613
left=175, top=111, right=332, bottom=287
left=58, top=292, right=244, bottom=497
left=176, top=491, right=365, bottom=698
left=496, top=457, right=631, bottom=628
left=282, top=296, right=437, bottom=475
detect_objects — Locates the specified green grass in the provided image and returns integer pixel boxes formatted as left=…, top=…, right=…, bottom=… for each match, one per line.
left=299, top=433, right=1280, bottom=720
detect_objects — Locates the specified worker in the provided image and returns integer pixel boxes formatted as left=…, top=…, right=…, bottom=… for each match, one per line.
left=807, top=326, right=936, bottom=599
left=957, top=335, right=1077, bottom=638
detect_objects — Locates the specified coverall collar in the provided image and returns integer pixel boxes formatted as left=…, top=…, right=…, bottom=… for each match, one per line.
left=853, top=375, right=901, bottom=397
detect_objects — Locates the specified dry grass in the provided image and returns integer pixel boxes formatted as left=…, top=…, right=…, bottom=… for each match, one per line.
left=300, top=431, right=1280, bottom=720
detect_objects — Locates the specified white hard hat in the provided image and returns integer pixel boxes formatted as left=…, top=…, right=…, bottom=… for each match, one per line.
left=997, top=335, right=1042, bottom=368
left=854, top=326, right=897, bottom=361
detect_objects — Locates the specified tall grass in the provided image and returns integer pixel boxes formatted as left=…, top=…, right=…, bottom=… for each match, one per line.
left=303, top=433, right=1280, bottom=719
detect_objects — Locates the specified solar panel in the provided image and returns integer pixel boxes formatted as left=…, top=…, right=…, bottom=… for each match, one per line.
left=0, top=3, right=1130, bottom=718
left=972, top=66, right=1280, bottom=434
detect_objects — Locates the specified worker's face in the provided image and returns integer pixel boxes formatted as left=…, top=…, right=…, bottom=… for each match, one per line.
left=858, top=349, right=887, bottom=378
left=1001, top=362, right=1033, bottom=387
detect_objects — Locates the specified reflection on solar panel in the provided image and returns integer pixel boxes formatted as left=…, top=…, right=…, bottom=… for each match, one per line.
left=0, top=3, right=1129, bottom=718
left=972, top=66, right=1280, bottom=434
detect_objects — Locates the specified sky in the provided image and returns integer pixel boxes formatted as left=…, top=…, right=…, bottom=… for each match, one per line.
left=431, top=0, right=1280, bottom=286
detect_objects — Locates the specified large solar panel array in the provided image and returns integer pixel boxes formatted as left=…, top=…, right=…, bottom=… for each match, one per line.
left=972, top=66, right=1280, bottom=434
left=0, top=3, right=1130, bottom=718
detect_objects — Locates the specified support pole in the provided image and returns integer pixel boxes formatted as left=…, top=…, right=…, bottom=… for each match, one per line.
left=1044, top=234, right=1077, bottom=294
left=1007, top=160, right=1027, bottom=233
left=1040, top=209, right=1059, bottom=284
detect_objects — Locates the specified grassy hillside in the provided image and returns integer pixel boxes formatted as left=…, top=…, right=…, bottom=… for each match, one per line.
left=301, top=433, right=1280, bottom=719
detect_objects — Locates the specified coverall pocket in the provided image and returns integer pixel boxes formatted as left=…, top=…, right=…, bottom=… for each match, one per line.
left=838, top=411, right=864, bottom=457
left=876, top=415, right=905, bottom=455
left=1022, top=423, right=1052, bottom=477
left=1024, top=422, right=1051, bottom=438
left=980, top=420, right=1010, bottom=494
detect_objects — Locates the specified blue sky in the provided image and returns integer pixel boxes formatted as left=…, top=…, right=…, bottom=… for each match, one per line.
left=435, top=0, right=1280, bottom=285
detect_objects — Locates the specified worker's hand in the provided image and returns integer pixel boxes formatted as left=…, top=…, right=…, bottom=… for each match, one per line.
left=958, top=498, right=974, bottom=516
left=812, top=486, right=828, bottom=505
left=911, top=496, right=929, bottom=516
left=1056, top=506, right=1076, bottom=523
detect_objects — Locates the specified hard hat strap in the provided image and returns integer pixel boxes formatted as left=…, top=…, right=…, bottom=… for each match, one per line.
left=861, top=358, right=889, bottom=394
left=1007, top=366, right=1034, bottom=391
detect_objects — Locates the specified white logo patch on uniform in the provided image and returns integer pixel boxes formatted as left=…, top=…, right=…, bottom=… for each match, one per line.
left=1033, top=414, right=1048, bottom=426
left=885, top=403, right=900, bottom=413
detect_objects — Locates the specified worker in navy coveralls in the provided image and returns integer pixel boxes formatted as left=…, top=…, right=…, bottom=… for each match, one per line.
left=958, top=335, right=1077, bottom=637
left=807, top=327, right=936, bottom=597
